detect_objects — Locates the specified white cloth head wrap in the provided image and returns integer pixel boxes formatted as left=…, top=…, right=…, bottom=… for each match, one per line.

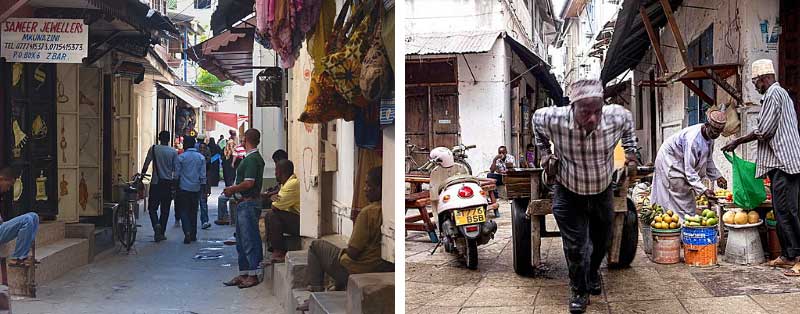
left=569, top=79, right=604, bottom=103
left=752, top=59, right=775, bottom=78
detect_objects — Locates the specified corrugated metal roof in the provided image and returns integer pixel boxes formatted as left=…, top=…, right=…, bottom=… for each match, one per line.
left=405, top=31, right=502, bottom=55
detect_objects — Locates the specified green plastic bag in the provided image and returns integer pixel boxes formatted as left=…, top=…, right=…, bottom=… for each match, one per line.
left=724, top=152, right=767, bottom=209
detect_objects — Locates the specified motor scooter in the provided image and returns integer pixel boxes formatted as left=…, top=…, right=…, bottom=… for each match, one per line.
left=428, top=146, right=497, bottom=269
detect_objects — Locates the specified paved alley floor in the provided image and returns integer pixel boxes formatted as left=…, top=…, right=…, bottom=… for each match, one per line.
left=406, top=201, right=800, bottom=314
left=14, top=186, right=281, bottom=314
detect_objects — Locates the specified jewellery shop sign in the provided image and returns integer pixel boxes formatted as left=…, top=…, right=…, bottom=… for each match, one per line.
left=1, top=18, right=88, bottom=63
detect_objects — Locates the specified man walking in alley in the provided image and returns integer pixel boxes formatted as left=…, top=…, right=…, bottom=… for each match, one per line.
left=533, top=79, right=638, bottom=313
left=0, top=167, right=40, bottom=266
left=223, top=129, right=266, bottom=289
left=141, top=131, right=178, bottom=242
left=298, top=167, right=392, bottom=311
left=723, top=59, right=800, bottom=276
left=175, top=136, right=206, bottom=244
left=198, top=141, right=213, bottom=230
left=651, top=111, right=728, bottom=218
left=264, top=159, right=300, bottom=264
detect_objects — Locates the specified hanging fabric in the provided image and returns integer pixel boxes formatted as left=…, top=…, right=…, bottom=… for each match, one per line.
left=360, top=3, right=390, bottom=102
left=299, top=0, right=359, bottom=123
left=381, top=5, right=394, bottom=71
left=322, top=0, right=378, bottom=107
left=307, top=0, right=336, bottom=67
left=254, top=0, right=325, bottom=68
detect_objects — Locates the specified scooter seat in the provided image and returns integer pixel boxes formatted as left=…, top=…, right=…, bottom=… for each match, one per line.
left=438, top=174, right=481, bottom=194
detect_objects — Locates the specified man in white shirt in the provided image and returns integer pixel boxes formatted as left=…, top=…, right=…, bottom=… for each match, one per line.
left=650, top=111, right=728, bottom=218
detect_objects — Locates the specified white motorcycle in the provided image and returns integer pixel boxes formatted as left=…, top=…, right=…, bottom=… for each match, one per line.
left=428, top=147, right=497, bottom=269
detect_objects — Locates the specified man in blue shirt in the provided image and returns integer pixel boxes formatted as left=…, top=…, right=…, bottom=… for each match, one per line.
left=141, top=131, right=178, bottom=242
left=175, top=136, right=207, bottom=244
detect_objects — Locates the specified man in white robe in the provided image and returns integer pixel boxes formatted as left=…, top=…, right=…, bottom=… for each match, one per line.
left=651, top=110, right=728, bottom=218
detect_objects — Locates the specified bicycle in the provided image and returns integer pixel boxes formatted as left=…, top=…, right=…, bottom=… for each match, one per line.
left=115, top=173, right=149, bottom=253
left=405, top=138, right=427, bottom=174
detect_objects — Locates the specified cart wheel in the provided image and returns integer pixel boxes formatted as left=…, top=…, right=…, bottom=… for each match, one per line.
left=465, top=238, right=478, bottom=270
left=608, top=198, right=639, bottom=269
left=511, top=198, right=533, bottom=276
left=428, top=231, right=439, bottom=243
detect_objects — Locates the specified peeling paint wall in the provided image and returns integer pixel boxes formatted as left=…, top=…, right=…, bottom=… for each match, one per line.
left=458, top=40, right=512, bottom=173
left=632, top=0, right=779, bottom=181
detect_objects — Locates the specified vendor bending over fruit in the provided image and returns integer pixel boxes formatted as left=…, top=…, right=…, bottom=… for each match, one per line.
left=650, top=110, right=728, bottom=219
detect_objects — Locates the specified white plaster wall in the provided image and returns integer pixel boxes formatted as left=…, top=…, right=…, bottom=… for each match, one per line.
left=331, top=120, right=356, bottom=237
left=406, top=0, right=546, bottom=53
left=633, top=0, right=780, bottom=181
left=458, top=40, right=512, bottom=174
left=381, top=125, right=395, bottom=263
left=134, top=77, right=158, bottom=173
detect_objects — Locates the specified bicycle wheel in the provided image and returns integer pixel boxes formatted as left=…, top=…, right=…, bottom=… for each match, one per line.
left=114, top=204, right=128, bottom=247
left=125, top=209, right=137, bottom=249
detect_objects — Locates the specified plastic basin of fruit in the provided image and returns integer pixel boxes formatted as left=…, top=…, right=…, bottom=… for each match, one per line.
left=652, top=228, right=682, bottom=234
left=724, top=220, right=763, bottom=229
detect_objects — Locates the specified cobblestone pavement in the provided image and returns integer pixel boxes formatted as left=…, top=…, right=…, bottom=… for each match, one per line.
left=406, top=201, right=800, bottom=314
left=14, top=186, right=281, bottom=314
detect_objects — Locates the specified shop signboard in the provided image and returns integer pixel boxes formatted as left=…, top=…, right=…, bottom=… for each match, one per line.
left=1, top=18, right=88, bottom=63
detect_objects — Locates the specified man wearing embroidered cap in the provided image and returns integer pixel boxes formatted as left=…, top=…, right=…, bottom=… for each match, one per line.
left=723, top=59, right=800, bottom=276
left=650, top=110, right=728, bottom=219
left=533, top=79, right=638, bottom=313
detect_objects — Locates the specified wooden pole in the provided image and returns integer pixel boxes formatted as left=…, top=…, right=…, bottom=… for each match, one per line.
left=640, top=6, right=669, bottom=74
left=660, top=0, right=692, bottom=71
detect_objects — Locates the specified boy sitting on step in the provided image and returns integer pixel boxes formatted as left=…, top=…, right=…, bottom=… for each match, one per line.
left=0, top=167, right=40, bottom=267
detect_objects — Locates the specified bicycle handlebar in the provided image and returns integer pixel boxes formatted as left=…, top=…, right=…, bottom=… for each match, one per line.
left=464, top=145, right=476, bottom=149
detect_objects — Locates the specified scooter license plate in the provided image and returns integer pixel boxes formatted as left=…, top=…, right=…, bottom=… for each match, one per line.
left=454, top=207, right=486, bottom=226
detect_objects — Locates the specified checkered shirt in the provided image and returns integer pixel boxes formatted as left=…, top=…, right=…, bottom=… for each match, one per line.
left=754, top=82, right=800, bottom=177
left=533, top=104, right=638, bottom=195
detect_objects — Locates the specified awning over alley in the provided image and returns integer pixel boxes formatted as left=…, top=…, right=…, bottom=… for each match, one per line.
left=204, top=112, right=248, bottom=129
left=157, top=82, right=215, bottom=108
left=406, top=31, right=563, bottom=102
left=186, top=16, right=256, bottom=85
left=601, top=0, right=683, bottom=84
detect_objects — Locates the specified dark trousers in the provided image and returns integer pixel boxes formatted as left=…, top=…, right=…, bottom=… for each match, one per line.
left=768, top=169, right=800, bottom=259
left=147, top=181, right=174, bottom=234
left=222, top=159, right=235, bottom=187
left=487, top=173, right=504, bottom=198
left=307, top=240, right=349, bottom=290
left=176, top=190, right=200, bottom=239
left=551, top=184, right=613, bottom=294
left=266, top=209, right=300, bottom=251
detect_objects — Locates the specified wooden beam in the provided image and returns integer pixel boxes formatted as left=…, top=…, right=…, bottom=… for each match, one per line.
left=704, top=68, right=743, bottom=104
left=639, top=6, right=669, bottom=74
left=659, top=0, right=692, bottom=71
left=0, top=0, right=30, bottom=23
left=682, top=80, right=715, bottom=106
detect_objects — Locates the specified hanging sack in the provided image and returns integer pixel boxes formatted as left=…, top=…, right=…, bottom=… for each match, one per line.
left=724, top=152, right=767, bottom=209
left=359, top=3, right=390, bottom=102
left=299, top=0, right=358, bottom=123
left=322, top=0, right=378, bottom=107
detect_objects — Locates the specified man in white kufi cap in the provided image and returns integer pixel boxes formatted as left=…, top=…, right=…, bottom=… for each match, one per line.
left=724, top=59, right=800, bottom=275
left=532, top=78, right=638, bottom=312
left=650, top=110, right=728, bottom=219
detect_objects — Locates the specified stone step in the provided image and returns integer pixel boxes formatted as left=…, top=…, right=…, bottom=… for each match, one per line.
left=65, top=223, right=95, bottom=262
left=309, top=291, right=346, bottom=314
left=92, top=227, right=114, bottom=258
left=346, top=273, right=395, bottom=314
left=35, top=221, right=65, bottom=248
left=272, top=263, right=288, bottom=304
left=289, top=289, right=312, bottom=314
left=286, top=250, right=309, bottom=290
left=7, top=238, right=90, bottom=295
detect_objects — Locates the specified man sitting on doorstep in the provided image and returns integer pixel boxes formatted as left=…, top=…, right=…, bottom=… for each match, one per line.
left=216, top=149, right=288, bottom=227
left=223, top=129, right=266, bottom=289
left=0, top=167, right=40, bottom=266
left=307, top=167, right=393, bottom=291
left=487, top=145, right=515, bottom=198
left=264, top=159, right=301, bottom=264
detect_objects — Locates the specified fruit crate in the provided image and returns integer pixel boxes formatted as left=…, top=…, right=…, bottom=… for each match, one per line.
left=503, top=168, right=545, bottom=199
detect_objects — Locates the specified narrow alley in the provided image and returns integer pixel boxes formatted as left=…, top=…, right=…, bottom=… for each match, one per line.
left=13, top=187, right=281, bottom=314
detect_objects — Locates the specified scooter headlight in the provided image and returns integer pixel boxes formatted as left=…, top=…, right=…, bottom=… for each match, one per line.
left=443, top=194, right=451, bottom=203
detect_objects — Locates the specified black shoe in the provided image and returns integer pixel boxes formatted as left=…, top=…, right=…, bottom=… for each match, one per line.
left=589, top=278, right=602, bottom=296
left=183, top=237, right=191, bottom=244
left=569, top=291, right=588, bottom=313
